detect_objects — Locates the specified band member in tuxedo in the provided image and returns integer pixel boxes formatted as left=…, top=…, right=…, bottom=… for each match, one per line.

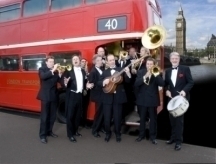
left=165, top=52, right=194, bottom=151
left=88, top=54, right=104, bottom=137
left=97, top=47, right=106, bottom=68
left=98, top=54, right=131, bottom=142
left=137, top=46, right=151, bottom=70
left=134, top=58, right=164, bottom=144
left=63, top=55, right=93, bottom=143
left=37, top=56, right=62, bottom=144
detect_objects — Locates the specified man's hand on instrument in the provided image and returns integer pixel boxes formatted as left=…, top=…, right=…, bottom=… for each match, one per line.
left=131, top=68, right=137, bottom=74
left=103, top=79, right=110, bottom=86
left=86, top=81, right=94, bottom=89
left=179, top=90, right=186, bottom=97
left=64, top=77, right=70, bottom=86
left=124, top=67, right=131, bottom=78
left=51, top=63, right=59, bottom=74
left=166, top=90, right=172, bottom=98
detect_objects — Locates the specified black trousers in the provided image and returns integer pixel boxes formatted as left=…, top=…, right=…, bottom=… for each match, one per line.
left=81, top=90, right=90, bottom=126
left=66, top=92, right=82, bottom=138
left=39, top=101, right=57, bottom=139
left=138, top=106, right=157, bottom=140
left=169, top=114, right=184, bottom=144
left=103, top=104, right=122, bottom=136
left=92, top=102, right=103, bottom=134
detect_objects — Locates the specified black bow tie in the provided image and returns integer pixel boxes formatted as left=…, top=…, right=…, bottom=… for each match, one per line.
left=172, top=67, right=178, bottom=70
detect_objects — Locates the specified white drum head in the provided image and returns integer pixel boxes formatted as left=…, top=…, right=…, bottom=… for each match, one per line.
left=167, top=95, right=184, bottom=111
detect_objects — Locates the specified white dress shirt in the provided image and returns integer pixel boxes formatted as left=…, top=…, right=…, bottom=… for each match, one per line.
left=73, top=67, right=83, bottom=93
left=171, top=67, right=178, bottom=87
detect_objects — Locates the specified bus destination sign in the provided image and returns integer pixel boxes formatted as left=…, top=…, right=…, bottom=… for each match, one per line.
left=97, top=16, right=127, bottom=32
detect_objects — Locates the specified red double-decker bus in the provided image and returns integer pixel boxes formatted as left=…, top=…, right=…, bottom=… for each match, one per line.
left=0, top=0, right=164, bottom=123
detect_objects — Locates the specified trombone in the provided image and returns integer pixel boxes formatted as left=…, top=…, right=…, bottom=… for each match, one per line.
left=144, top=64, right=161, bottom=85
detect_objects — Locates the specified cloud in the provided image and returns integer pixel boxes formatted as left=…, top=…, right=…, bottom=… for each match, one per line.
left=207, top=0, right=216, bottom=3
left=158, top=0, right=216, bottom=48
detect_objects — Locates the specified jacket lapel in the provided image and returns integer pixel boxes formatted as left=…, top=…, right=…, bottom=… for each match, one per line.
left=81, top=69, right=85, bottom=87
left=175, top=66, right=182, bottom=87
left=70, top=69, right=77, bottom=87
left=168, top=68, right=175, bottom=88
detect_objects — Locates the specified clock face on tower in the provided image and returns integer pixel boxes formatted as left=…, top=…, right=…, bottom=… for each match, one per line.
left=177, top=22, right=182, bottom=28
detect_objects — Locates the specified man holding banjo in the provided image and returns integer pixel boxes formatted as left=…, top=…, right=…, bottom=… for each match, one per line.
left=165, top=52, right=194, bottom=151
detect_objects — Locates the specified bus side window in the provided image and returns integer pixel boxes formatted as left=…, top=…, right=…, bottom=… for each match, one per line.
left=49, top=51, right=81, bottom=65
left=23, top=0, right=49, bottom=17
left=22, top=54, right=46, bottom=71
left=51, top=0, right=82, bottom=11
left=0, top=55, right=19, bottom=71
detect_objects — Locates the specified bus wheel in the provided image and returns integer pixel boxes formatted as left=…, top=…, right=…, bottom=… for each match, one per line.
left=57, top=93, right=66, bottom=124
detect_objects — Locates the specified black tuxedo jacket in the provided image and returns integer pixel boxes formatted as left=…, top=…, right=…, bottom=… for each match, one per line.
left=37, top=66, right=60, bottom=102
left=165, top=65, right=194, bottom=100
left=88, top=66, right=104, bottom=102
left=134, top=69, right=164, bottom=107
left=98, top=67, right=131, bottom=104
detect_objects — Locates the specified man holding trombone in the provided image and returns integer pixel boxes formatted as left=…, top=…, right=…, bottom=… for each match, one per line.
left=134, top=57, right=164, bottom=144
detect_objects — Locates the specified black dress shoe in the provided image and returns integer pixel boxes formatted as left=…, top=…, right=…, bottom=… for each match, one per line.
left=40, top=138, right=47, bottom=144
left=116, top=137, right=121, bottom=143
left=93, top=133, right=101, bottom=138
left=166, top=140, right=174, bottom=144
left=152, top=140, right=157, bottom=145
left=75, top=132, right=82, bottom=137
left=48, top=132, right=58, bottom=138
left=135, top=137, right=144, bottom=142
left=100, top=129, right=106, bottom=134
left=105, top=134, right=111, bottom=142
left=175, top=144, right=181, bottom=151
left=69, top=137, right=77, bottom=143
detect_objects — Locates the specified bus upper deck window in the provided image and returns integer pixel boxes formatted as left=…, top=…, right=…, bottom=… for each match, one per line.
left=85, top=0, right=106, bottom=4
left=0, top=4, right=20, bottom=22
left=23, top=0, right=49, bottom=17
left=51, top=0, right=82, bottom=11
left=0, top=55, right=19, bottom=71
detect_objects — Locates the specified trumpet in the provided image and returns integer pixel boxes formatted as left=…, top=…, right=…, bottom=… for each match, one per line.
left=119, top=50, right=128, bottom=60
left=57, top=64, right=72, bottom=71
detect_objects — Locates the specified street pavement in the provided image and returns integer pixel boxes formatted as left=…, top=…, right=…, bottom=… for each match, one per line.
left=0, top=110, right=215, bottom=163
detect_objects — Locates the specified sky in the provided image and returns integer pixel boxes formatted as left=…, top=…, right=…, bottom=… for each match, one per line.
left=157, top=0, right=216, bottom=49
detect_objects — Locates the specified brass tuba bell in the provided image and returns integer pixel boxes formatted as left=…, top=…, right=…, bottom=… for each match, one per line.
left=141, top=25, right=166, bottom=49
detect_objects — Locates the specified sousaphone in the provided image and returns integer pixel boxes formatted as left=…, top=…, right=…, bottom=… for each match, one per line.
left=141, top=25, right=166, bottom=58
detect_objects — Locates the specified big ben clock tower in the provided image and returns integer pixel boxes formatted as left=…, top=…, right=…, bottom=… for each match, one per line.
left=176, top=5, right=186, bottom=55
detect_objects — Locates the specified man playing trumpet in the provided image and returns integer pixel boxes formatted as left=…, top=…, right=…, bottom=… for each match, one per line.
left=134, top=58, right=164, bottom=144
